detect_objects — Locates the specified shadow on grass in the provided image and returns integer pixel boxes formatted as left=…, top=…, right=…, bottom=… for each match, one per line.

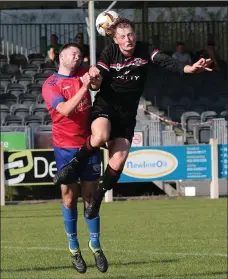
left=1, top=258, right=178, bottom=273
left=1, top=214, right=62, bottom=219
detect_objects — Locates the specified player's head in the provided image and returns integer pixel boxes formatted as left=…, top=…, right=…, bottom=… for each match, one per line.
left=51, top=34, right=58, bottom=45
left=108, top=18, right=136, bottom=55
left=59, top=43, right=83, bottom=72
left=75, top=32, right=84, bottom=45
left=176, top=41, right=185, bottom=53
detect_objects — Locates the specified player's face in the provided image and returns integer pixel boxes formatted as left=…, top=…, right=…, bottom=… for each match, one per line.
left=114, top=26, right=136, bottom=55
left=61, top=47, right=82, bottom=71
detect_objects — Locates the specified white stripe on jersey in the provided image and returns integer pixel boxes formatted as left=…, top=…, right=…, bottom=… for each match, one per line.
left=97, top=62, right=110, bottom=71
left=110, top=60, right=148, bottom=70
left=151, top=50, right=159, bottom=61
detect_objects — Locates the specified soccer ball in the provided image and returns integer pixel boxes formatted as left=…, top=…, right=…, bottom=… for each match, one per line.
left=96, top=10, right=119, bottom=37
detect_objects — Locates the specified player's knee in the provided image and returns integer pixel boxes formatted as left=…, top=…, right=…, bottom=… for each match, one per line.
left=62, top=196, right=75, bottom=209
left=91, top=132, right=110, bottom=147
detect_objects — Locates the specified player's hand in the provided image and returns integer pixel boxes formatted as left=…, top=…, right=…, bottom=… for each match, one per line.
left=82, top=72, right=91, bottom=89
left=185, top=58, right=212, bottom=74
left=89, top=65, right=100, bottom=78
left=48, top=48, right=55, bottom=61
left=90, top=74, right=103, bottom=90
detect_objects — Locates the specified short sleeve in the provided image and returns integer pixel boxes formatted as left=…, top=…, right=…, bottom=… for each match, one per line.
left=42, top=81, right=65, bottom=110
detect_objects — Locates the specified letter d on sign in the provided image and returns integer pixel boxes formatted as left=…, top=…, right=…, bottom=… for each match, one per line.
left=34, top=157, right=48, bottom=178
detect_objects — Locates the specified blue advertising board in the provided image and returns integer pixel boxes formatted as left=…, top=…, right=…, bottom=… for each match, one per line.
left=218, top=144, right=228, bottom=179
left=119, top=145, right=212, bottom=182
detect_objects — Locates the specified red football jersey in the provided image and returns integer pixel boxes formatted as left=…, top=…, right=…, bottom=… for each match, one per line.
left=42, top=68, right=91, bottom=148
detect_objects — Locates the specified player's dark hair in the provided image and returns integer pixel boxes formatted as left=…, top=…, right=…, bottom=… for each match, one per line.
left=59, top=43, right=83, bottom=55
left=176, top=41, right=184, bottom=47
left=106, top=18, right=135, bottom=37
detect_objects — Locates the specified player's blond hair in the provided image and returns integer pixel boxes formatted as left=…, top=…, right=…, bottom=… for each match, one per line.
left=106, top=18, right=135, bottom=38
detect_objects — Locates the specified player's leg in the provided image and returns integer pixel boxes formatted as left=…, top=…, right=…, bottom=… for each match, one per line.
left=61, top=182, right=86, bottom=274
left=80, top=151, right=108, bottom=273
left=85, top=117, right=135, bottom=219
left=53, top=96, right=112, bottom=186
left=85, top=138, right=130, bottom=219
left=54, top=146, right=87, bottom=273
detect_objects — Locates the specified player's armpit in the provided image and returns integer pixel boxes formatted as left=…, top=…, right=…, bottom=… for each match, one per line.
left=151, top=51, right=185, bottom=75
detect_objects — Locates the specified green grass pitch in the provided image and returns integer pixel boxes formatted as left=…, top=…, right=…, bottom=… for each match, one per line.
left=1, top=198, right=227, bottom=279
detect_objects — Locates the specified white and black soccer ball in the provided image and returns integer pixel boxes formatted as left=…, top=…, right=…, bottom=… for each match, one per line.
left=96, top=10, right=119, bottom=37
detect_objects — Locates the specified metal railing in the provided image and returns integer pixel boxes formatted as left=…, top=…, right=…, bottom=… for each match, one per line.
left=1, top=21, right=228, bottom=60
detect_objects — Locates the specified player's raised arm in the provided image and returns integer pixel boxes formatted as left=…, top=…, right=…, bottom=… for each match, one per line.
left=150, top=47, right=212, bottom=74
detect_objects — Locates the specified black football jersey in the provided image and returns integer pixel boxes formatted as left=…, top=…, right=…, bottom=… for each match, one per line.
left=96, top=41, right=184, bottom=109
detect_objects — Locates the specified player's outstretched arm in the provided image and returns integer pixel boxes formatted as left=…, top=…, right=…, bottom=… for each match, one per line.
left=151, top=50, right=212, bottom=75
left=56, top=73, right=91, bottom=117
left=183, top=58, right=212, bottom=74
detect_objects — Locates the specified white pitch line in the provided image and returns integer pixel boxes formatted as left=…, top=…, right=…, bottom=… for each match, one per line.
left=1, top=245, right=227, bottom=258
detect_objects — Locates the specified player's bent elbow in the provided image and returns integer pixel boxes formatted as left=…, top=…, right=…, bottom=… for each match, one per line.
left=55, top=103, right=70, bottom=117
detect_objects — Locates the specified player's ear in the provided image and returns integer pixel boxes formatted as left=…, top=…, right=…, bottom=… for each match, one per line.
left=113, top=36, right=118, bottom=44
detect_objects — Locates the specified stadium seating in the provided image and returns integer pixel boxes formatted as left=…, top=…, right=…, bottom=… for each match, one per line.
left=27, top=83, right=42, bottom=95
left=0, top=93, right=18, bottom=107
left=201, top=111, right=217, bottom=122
left=5, top=115, right=24, bottom=126
left=24, top=115, right=43, bottom=129
left=10, top=104, right=30, bottom=117
left=21, top=64, right=39, bottom=76
left=30, top=103, right=48, bottom=118
left=1, top=63, right=20, bottom=75
left=7, top=83, right=25, bottom=97
left=18, top=93, right=36, bottom=106
left=0, top=104, right=10, bottom=120
left=15, top=74, right=33, bottom=88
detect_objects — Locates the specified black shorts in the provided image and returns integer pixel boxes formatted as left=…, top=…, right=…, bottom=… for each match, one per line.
left=91, top=95, right=137, bottom=143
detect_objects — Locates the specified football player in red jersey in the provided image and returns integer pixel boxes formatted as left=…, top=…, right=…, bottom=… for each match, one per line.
left=42, top=43, right=108, bottom=274
left=54, top=19, right=212, bottom=219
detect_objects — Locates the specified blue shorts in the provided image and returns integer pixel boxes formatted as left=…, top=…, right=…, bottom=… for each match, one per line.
left=54, top=146, right=101, bottom=181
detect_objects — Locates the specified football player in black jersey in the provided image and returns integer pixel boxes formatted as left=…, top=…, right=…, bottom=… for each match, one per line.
left=54, top=18, right=212, bottom=220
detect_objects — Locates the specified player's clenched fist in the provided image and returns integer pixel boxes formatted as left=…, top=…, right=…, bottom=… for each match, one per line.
left=82, top=72, right=91, bottom=89
left=89, top=65, right=100, bottom=78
